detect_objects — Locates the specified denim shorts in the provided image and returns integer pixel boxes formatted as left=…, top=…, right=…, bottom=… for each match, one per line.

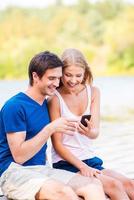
left=53, top=157, right=104, bottom=173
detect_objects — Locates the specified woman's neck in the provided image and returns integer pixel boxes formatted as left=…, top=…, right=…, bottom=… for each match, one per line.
left=61, top=84, right=86, bottom=96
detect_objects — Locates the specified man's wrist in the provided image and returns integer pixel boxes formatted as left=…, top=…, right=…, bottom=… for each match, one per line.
left=43, top=124, right=54, bottom=136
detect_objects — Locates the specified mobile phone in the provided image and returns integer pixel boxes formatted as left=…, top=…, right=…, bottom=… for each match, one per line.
left=80, top=114, right=91, bottom=127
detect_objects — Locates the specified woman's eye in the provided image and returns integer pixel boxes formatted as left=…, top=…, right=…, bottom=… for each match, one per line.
left=65, top=74, right=71, bottom=77
left=76, top=75, right=82, bottom=77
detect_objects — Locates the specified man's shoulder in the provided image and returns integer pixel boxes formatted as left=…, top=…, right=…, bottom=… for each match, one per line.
left=1, top=93, right=25, bottom=113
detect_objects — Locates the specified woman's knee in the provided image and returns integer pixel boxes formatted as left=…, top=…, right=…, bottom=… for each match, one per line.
left=107, top=178, right=124, bottom=193
left=122, top=178, right=134, bottom=190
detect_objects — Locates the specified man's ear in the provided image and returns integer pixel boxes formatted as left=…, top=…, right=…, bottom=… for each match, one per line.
left=32, top=72, right=39, bottom=84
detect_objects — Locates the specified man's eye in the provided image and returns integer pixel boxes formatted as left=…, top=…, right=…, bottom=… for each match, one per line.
left=49, top=77, right=55, bottom=80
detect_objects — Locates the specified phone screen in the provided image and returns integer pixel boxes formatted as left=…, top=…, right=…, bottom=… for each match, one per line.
left=80, top=115, right=91, bottom=127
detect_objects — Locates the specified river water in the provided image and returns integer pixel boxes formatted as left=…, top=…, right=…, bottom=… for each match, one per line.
left=0, top=77, right=134, bottom=178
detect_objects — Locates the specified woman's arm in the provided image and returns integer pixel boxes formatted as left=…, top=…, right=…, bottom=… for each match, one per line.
left=48, top=96, right=80, bottom=167
left=78, top=86, right=100, bottom=139
left=48, top=95, right=100, bottom=177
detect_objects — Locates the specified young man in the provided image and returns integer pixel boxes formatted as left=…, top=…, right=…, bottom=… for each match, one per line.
left=0, top=51, right=105, bottom=200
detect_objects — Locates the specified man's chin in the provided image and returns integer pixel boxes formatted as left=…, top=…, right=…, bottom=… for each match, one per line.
left=47, top=89, right=56, bottom=96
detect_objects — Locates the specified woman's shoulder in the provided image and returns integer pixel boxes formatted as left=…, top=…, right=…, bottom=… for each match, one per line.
left=47, top=93, right=59, bottom=106
left=90, top=85, right=100, bottom=99
left=86, top=84, right=100, bottom=94
left=91, top=85, right=100, bottom=92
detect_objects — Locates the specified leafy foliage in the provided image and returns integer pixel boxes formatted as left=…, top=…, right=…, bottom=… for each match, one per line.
left=0, top=0, right=134, bottom=78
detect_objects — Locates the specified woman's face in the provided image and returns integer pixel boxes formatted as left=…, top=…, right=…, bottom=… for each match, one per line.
left=61, top=65, right=85, bottom=92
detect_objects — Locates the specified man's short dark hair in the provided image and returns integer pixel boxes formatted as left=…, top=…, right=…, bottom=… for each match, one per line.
left=28, top=51, right=63, bottom=86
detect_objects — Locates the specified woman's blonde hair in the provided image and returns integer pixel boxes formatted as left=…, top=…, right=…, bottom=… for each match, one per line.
left=61, top=48, right=93, bottom=84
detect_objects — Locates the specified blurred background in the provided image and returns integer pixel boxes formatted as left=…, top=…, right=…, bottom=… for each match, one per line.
left=0, top=0, right=134, bottom=78
left=0, top=0, right=134, bottom=177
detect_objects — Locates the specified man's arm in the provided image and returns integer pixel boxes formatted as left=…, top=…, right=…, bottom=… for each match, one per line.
left=6, top=126, right=51, bottom=164
left=7, top=117, right=76, bottom=164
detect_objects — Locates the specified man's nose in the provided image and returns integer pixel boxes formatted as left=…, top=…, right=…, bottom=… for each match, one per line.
left=53, top=79, right=60, bottom=87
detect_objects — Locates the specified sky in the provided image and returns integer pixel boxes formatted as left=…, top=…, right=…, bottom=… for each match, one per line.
left=0, top=0, right=133, bottom=10
left=0, top=0, right=76, bottom=9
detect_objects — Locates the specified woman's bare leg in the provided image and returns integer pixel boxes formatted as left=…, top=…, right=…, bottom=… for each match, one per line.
left=102, top=169, right=134, bottom=200
left=96, top=172, right=130, bottom=200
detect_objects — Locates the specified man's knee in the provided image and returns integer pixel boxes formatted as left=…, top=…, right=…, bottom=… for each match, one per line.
left=68, top=174, right=102, bottom=189
left=35, top=179, right=63, bottom=199
left=68, top=174, right=103, bottom=195
left=35, top=179, right=78, bottom=200
left=76, top=181, right=103, bottom=197
left=91, top=176, right=103, bottom=186
left=61, top=185, right=79, bottom=200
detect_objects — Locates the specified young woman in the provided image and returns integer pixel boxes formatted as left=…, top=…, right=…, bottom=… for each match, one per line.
left=48, top=48, right=134, bottom=200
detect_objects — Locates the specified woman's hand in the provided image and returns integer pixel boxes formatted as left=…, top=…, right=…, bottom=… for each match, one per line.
left=77, top=118, right=92, bottom=136
left=77, top=118, right=99, bottom=139
left=79, top=163, right=101, bottom=177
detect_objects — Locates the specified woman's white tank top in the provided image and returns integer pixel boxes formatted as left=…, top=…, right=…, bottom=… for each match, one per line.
left=51, top=85, right=96, bottom=163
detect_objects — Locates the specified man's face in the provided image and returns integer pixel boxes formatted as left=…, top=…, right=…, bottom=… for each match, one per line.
left=34, top=67, right=62, bottom=96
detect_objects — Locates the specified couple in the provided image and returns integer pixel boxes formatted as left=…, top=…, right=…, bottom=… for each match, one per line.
left=0, top=49, right=133, bottom=200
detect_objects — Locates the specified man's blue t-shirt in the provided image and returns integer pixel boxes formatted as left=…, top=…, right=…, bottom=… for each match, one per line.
left=0, top=92, right=50, bottom=176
